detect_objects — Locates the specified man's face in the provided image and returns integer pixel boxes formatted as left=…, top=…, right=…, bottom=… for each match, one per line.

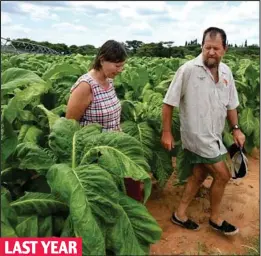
left=202, top=33, right=227, bottom=69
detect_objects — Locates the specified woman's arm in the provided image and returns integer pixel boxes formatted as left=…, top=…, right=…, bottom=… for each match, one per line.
left=66, top=82, right=92, bottom=121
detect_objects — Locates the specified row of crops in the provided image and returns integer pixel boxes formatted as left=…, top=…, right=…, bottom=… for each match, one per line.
left=1, top=52, right=260, bottom=255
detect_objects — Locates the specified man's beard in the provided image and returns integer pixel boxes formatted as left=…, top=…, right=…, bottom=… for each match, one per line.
left=203, top=58, right=220, bottom=69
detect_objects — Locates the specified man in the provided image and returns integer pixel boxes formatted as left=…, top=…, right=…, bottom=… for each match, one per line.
left=161, top=27, right=245, bottom=235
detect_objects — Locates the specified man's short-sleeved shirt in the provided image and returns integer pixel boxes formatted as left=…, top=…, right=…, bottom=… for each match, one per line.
left=163, top=53, right=239, bottom=158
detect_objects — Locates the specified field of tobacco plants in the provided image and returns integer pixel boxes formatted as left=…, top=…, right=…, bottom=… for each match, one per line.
left=1, top=52, right=260, bottom=255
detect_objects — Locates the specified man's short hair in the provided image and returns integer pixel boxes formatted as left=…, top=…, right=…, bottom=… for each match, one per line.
left=202, top=27, right=227, bottom=49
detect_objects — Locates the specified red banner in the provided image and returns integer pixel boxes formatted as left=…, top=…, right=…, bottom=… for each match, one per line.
left=0, top=238, right=82, bottom=256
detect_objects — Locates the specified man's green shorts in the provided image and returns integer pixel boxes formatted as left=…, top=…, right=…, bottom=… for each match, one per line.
left=176, top=149, right=227, bottom=184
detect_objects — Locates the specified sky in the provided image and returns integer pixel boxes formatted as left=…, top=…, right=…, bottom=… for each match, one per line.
left=1, top=1, right=259, bottom=47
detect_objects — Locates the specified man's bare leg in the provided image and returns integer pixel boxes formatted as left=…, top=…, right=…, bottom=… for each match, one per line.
left=204, top=161, right=231, bottom=225
left=175, top=164, right=209, bottom=221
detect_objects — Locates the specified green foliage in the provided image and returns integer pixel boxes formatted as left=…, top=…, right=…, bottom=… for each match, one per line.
left=1, top=50, right=259, bottom=252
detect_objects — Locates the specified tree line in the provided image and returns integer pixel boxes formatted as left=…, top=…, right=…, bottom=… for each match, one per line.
left=11, top=38, right=260, bottom=58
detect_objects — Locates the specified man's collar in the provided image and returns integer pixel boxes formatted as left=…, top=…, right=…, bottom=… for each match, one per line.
left=194, top=53, right=205, bottom=67
left=194, top=53, right=227, bottom=74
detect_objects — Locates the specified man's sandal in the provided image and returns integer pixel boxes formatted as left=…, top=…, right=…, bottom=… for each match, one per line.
left=170, top=213, right=200, bottom=230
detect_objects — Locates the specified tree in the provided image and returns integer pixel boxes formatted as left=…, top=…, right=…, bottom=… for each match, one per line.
left=136, top=43, right=157, bottom=57
left=77, top=45, right=97, bottom=55
left=163, top=41, right=174, bottom=57
left=171, top=47, right=185, bottom=58
left=69, top=45, right=79, bottom=54
left=51, top=43, right=69, bottom=54
left=125, top=40, right=144, bottom=54
left=244, top=40, right=247, bottom=47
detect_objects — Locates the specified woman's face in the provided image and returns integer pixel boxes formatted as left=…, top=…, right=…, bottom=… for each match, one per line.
left=101, top=59, right=125, bottom=79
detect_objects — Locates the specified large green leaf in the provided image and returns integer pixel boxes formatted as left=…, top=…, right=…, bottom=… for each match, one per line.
left=48, top=118, right=102, bottom=166
left=142, top=89, right=156, bottom=103
left=253, top=117, right=260, bottom=147
left=48, top=118, right=81, bottom=164
left=35, top=104, right=60, bottom=130
left=38, top=216, right=53, bottom=237
left=141, top=82, right=152, bottom=98
left=3, top=82, right=50, bottom=124
left=22, top=125, right=43, bottom=144
left=244, top=134, right=256, bottom=154
left=60, top=216, right=74, bottom=237
left=244, top=64, right=259, bottom=90
left=1, top=222, right=18, bottom=237
left=106, top=192, right=162, bottom=255
left=106, top=209, right=145, bottom=255
left=46, top=163, right=106, bottom=255
left=172, top=108, right=181, bottom=140
left=10, top=192, right=69, bottom=217
left=52, top=216, right=66, bottom=237
left=119, top=193, right=162, bottom=247
left=1, top=68, right=46, bottom=96
left=1, top=115, right=18, bottom=164
left=51, top=104, right=67, bottom=116
left=42, top=63, right=83, bottom=81
left=150, top=143, right=174, bottom=188
left=33, top=104, right=60, bottom=129
left=17, top=110, right=38, bottom=123
left=14, top=142, right=56, bottom=173
left=150, top=64, right=172, bottom=86
left=80, top=132, right=152, bottom=203
left=75, top=164, right=121, bottom=225
left=18, top=124, right=31, bottom=143
left=16, top=215, right=38, bottom=237
left=121, top=100, right=137, bottom=122
left=239, top=108, right=255, bottom=136
left=145, top=92, right=163, bottom=107
left=121, top=120, right=155, bottom=162
left=119, top=67, right=149, bottom=93
left=176, top=149, right=193, bottom=184
left=9, top=54, right=28, bottom=66
left=154, top=77, right=173, bottom=95
left=223, top=131, right=234, bottom=148
left=1, top=191, right=18, bottom=237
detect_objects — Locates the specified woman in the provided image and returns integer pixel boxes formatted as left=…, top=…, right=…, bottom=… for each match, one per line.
left=66, top=40, right=143, bottom=201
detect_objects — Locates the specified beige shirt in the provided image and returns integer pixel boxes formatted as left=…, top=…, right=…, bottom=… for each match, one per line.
left=163, top=54, right=239, bottom=158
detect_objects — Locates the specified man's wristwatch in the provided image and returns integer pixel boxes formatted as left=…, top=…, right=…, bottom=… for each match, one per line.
left=231, top=124, right=240, bottom=132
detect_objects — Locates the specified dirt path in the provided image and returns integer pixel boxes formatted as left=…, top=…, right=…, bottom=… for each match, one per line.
left=146, top=150, right=259, bottom=255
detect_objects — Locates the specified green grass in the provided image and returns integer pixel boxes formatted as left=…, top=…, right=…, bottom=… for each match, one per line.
left=242, top=237, right=260, bottom=255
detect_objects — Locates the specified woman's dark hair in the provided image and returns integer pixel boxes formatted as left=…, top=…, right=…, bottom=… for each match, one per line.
left=92, top=40, right=127, bottom=70
left=202, top=27, right=227, bottom=49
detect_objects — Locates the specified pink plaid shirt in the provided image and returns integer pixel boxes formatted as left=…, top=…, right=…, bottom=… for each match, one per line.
left=70, top=73, right=121, bottom=131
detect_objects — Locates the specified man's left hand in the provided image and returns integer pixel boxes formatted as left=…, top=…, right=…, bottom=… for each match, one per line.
left=232, top=129, right=246, bottom=148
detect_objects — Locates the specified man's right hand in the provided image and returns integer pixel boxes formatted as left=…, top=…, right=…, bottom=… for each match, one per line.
left=161, top=131, right=175, bottom=151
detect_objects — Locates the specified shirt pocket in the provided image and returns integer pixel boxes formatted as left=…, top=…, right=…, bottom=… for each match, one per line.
left=194, top=75, right=211, bottom=118
left=217, top=86, right=230, bottom=107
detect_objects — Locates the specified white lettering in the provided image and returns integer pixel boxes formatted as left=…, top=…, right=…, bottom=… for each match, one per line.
left=13, top=242, right=22, bottom=253
left=5, top=241, right=13, bottom=254
left=59, top=242, right=68, bottom=254
left=69, top=241, right=77, bottom=254
left=51, top=241, right=59, bottom=254
left=41, top=241, right=51, bottom=254
left=21, top=242, right=31, bottom=254
left=5, top=241, right=38, bottom=254
left=28, top=241, right=38, bottom=254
